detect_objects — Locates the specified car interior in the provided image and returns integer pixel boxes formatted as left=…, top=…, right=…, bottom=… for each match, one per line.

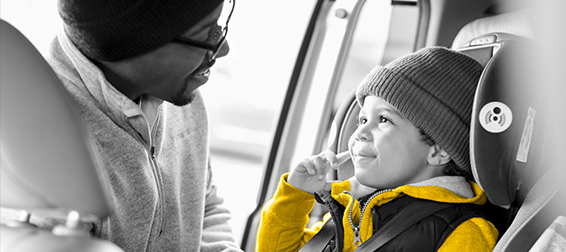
left=241, top=0, right=565, bottom=251
left=1, top=0, right=564, bottom=251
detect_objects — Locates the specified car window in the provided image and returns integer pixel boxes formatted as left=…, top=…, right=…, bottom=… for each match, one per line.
left=0, top=0, right=60, bottom=57
left=199, top=0, right=316, bottom=243
left=203, top=0, right=316, bottom=163
left=334, top=0, right=418, bottom=110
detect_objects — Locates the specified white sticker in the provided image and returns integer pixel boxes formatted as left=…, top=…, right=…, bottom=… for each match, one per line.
left=516, top=107, right=536, bottom=163
left=479, top=101, right=513, bottom=133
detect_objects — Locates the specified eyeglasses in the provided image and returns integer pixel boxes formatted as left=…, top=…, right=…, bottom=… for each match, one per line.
left=172, top=0, right=235, bottom=63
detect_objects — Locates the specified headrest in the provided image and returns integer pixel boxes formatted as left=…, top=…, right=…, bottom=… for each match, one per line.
left=0, top=20, right=111, bottom=221
left=451, top=9, right=539, bottom=49
left=470, top=39, right=548, bottom=206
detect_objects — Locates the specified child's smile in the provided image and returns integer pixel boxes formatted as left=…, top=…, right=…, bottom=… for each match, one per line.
left=351, top=147, right=376, bottom=164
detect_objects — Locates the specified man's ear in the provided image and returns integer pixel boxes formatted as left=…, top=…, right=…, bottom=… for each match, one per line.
left=427, top=145, right=451, bottom=166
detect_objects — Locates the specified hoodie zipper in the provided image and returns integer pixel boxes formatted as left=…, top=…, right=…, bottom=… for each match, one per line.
left=149, top=145, right=165, bottom=237
left=146, top=111, right=165, bottom=238
left=343, top=189, right=391, bottom=246
left=125, top=103, right=165, bottom=239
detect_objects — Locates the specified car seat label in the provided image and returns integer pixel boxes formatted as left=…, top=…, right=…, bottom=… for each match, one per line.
left=516, top=107, right=536, bottom=163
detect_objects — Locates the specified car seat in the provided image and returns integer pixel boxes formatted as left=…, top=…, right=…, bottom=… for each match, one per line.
left=456, top=10, right=566, bottom=252
left=0, top=19, right=123, bottom=251
left=471, top=42, right=566, bottom=250
left=327, top=8, right=565, bottom=251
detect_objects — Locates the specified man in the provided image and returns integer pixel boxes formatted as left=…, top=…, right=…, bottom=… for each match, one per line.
left=36, top=0, right=241, bottom=251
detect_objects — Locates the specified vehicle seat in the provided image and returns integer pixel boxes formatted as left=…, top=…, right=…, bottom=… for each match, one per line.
left=457, top=11, right=566, bottom=252
left=0, top=19, right=123, bottom=251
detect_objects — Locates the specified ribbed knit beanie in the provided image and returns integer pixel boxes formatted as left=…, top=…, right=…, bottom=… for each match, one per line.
left=356, top=47, right=483, bottom=175
left=58, top=0, right=224, bottom=62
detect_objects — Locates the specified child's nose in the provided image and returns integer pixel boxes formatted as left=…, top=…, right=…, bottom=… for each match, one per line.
left=352, top=127, right=371, bottom=142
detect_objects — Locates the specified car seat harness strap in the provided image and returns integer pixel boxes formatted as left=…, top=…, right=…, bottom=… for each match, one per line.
left=300, top=200, right=452, bottom=251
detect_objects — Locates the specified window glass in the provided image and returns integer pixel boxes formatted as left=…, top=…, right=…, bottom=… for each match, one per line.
left=0, top=0, right=60, bottom=56
left=200, top=0, right=316, bottom=242
left=334, top=1, right=418, bottom=109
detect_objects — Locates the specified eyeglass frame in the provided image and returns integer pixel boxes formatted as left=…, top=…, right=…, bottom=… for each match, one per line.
left=172, top=0, right=235, bottom=62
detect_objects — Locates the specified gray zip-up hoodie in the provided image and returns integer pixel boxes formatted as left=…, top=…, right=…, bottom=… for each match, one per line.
left=40, top=30, right=242, bottom=252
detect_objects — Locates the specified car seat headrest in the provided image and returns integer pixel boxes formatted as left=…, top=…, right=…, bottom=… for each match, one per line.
left=470, top=39, right=549, bottom=207
left=451, top=9, right=539, bottom=49
left=0, top=20, right=111, bottom=221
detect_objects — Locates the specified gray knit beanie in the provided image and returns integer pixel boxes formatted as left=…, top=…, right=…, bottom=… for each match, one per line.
left=58, top=0, right=224, bottom=62
left=356, top=46, right=482, bottom=175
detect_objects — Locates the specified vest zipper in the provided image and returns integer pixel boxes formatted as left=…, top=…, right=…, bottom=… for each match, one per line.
left=343, top=189, right=392, bottom=246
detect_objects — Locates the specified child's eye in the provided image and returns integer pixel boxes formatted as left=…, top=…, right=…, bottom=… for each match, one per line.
left=357, top=117, right=368, bottom=126
left=379, top=116, right=391, bottom=124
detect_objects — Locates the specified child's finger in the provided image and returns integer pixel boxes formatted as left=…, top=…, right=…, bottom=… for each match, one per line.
left=336, top=151, right=351, bottom=165
left=311, top=156, right=331, bottom=181
left=320, top=150, right=351, bottom=168
left=299, top=158, right=317, bottom=175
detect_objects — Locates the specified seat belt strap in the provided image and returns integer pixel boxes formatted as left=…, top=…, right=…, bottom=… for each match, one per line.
left=299, top=219, right=336, bottom=252
left=355, top=200, right=451, bottom=252
left=434, top=213, right=480, bottom=251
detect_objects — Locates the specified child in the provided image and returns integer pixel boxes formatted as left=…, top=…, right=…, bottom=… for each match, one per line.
left=256, top=47, right=498, bottom=251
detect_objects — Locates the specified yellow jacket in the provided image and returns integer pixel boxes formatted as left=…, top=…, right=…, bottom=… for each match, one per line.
left=256, top=173, right=498, bottom=252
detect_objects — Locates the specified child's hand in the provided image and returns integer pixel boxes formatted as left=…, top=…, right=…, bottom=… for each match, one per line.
left=288, top=150, right=350, bottom=194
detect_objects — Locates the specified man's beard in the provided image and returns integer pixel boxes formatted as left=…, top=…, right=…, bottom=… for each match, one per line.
left=170, top=84, right=195, bottom=106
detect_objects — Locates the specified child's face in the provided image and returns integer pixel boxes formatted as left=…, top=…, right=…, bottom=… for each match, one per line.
left=348, top=96, right=437, bottom=189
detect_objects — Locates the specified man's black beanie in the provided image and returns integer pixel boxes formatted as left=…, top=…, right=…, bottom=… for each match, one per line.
left=58, top=0, right=223, bottom=62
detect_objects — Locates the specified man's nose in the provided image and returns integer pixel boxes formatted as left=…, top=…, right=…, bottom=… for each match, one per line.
left=217, top=39, right=230, bottom=58
left=207, top=40, right=230, bottom=67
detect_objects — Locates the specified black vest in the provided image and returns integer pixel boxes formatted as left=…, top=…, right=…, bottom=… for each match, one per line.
left=314, top=191, right=486, bottom=252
